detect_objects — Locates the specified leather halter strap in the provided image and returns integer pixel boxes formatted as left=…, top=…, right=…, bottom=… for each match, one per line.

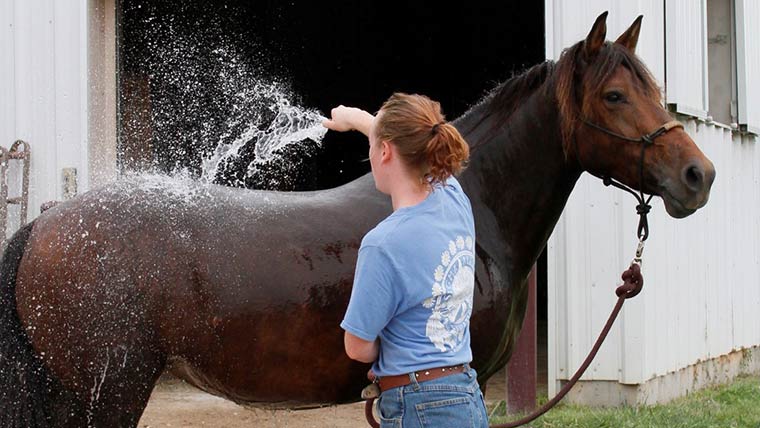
left=577, top=118, right=684, bottom=241
left=580, top=119, right=683, bottom=144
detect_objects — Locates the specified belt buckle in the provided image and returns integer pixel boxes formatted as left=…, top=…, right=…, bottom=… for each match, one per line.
left=361, top=383, right=381, bottom=400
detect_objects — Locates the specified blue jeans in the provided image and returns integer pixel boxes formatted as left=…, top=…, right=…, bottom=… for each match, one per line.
left=377, top=365, right=488, bottom=428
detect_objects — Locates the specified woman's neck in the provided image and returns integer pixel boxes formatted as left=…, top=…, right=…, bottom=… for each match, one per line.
left=389, top=178, right=431, bottom=211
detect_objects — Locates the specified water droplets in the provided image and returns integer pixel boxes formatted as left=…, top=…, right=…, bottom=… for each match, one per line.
left=122, top=4, right=327, bottom=189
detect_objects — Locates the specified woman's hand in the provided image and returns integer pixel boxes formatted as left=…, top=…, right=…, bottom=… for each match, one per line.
left=323, top=106, right=374, bottom=137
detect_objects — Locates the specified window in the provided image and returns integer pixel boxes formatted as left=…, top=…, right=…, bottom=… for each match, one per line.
left=706, top=0, right=738, bottom=126
left=734, top=0, right=760, bottom=134
left=665, top=0, right=709, bottom=118
left=668, top=0, right=759, bottom=134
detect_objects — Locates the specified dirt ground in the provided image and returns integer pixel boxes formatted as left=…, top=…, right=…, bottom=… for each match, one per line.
left=138, top=370, right=508, bottom=428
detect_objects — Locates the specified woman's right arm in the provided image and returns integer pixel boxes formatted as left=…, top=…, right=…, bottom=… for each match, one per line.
left=343, top=332, right=380, bottom=363
left=322, top=106, right=374, bottom=137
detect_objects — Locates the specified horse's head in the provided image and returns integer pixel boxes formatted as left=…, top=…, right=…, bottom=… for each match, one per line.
left=557, top=12, right=715, bottom=218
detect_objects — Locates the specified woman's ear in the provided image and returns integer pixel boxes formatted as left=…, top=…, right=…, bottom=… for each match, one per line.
left=380, top=140, right=393, bottom=163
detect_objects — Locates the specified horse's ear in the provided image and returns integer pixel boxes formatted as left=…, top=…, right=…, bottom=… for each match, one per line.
left=584, top=11, right=608, bottom=59
left=615, top=15, right=643, bottom=53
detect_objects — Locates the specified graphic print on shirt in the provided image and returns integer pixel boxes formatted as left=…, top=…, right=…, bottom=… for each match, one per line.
left=422, top=235, right=475, bottom=352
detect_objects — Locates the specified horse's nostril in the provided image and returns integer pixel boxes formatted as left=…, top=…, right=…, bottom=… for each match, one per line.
left=683, top=164, right=704, bottom=191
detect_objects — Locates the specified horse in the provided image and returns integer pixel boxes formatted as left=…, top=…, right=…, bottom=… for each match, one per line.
left=0, top=12, right=714, bottom=427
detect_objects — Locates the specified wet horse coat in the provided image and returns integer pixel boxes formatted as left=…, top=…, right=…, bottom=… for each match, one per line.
left=0, top=13, right=714, bottom=427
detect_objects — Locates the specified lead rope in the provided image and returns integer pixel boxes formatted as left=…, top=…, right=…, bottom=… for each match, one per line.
left=364, top=118, right=683, bottom=428
left=486, top=259, right=644, bottom=427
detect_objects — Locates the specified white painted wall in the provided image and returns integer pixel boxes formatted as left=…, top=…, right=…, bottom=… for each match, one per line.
left=546, top=0, right=760, bottom=402
left=0, top=0, right=90, bottom=232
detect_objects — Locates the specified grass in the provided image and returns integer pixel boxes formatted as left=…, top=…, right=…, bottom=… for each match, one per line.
left=488, top=375, right=760, bottom=428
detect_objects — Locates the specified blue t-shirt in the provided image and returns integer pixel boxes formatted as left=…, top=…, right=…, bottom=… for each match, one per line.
left=340, top=176, right=476, bottom=376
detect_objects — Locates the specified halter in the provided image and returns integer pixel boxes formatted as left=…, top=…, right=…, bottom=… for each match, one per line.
left=577, top=118, right=683, bottom=247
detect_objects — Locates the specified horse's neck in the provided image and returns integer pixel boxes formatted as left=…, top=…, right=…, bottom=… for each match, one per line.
left=458, top=89, right=581, bottom=280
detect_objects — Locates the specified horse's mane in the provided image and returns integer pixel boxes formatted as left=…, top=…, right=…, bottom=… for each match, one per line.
left=484, top=60, right=556, bottom=124
left=465, top=60, right=555, bottom=149
left=468, top=40, right=662, bottom=154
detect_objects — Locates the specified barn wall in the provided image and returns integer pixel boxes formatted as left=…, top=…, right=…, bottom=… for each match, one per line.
left=546, top=0, right=760, bottom=405
left=0, top=0, right=89, bottom=230
left=0, top=0, right=117, bottom=232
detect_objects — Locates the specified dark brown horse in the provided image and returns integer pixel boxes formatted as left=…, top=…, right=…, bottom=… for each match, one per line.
left=0, top=13, right=714, bottom=427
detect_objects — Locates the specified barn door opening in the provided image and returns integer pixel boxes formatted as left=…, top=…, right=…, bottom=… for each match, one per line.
left=117, top=1, right=544, bottom=190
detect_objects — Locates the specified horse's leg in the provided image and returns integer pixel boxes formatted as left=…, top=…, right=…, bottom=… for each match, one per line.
left=41, top=282, right=169, bottom=428
left=84, top=343, right=166, bottom=428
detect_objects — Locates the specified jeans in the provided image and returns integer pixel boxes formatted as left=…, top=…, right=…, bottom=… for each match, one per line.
left=377, top=365, right=488, bottom=428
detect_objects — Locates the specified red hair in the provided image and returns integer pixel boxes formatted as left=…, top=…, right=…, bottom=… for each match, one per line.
left=375, top=93, right=469, bottom=186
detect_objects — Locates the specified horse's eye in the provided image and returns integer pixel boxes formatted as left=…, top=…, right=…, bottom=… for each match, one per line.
left=604, top=91, right=625, bottom=103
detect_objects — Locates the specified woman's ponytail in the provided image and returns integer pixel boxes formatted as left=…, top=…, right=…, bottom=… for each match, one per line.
left=424, top=123, right=469, bottom=186
left=375, top=93, right=470, bottom=187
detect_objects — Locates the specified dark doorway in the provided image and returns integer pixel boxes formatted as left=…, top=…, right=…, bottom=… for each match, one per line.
left=118, top=0, right=545, bottom=190
left=537, top=247, right=548, bottom=396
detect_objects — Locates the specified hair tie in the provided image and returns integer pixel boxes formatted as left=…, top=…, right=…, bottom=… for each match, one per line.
left=431, top=122, right=445, bottom=134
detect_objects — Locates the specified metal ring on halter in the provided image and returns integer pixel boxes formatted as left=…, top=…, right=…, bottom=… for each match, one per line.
left=633, top=237, right=645, bottom=266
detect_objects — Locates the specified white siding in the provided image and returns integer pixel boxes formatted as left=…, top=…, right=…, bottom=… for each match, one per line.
left=550, top=122, right=760, bottom=392
left=0, top=0, right=89, bottom=232
left=638, top=123, right=760, bottom=378
left=0, top=1, right=15, bottom=146
left=735, top=0, right=760, bottom=133
left=665, top=0, right=709, bottom=117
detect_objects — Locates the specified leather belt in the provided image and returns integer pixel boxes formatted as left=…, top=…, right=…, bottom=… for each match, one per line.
left=377, top=364, right=466, bottom=392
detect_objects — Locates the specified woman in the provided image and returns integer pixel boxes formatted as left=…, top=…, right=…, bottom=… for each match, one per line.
left=323, top=93, right=488, bottom=428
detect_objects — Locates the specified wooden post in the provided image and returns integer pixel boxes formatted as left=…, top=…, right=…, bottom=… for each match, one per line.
left=506, top=264, right=537, bottom=413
